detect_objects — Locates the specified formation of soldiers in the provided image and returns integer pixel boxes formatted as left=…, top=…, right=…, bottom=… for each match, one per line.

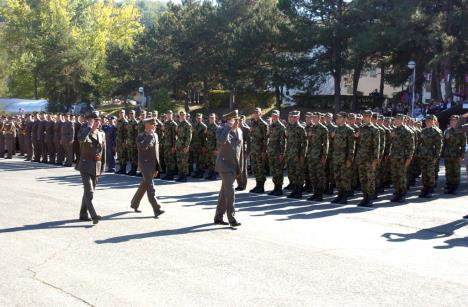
left=1, top=108, right=467, bottom=209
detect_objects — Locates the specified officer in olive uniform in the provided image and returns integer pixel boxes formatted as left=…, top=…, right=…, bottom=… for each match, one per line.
left=162, top=110, right=178, bottom=180
left=175, top=111, right=192, bottom=182
left=285, top=111, right=307, bottom=199
left=267, top=110, right=286, bottom=196
left=249, top=108, right=269, bottom=194
left=417, top=114, right=443, bottom=198
left=442, top=115, right=467, bottom=194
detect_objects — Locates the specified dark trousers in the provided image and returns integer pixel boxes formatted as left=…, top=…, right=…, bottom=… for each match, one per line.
left=236, top=156, right=248, bottom=188
left=55, top=141, right=64, bottom=164
left=106, top=146, right=116, bottom=170
left=25, top=136, right=33, bottom=160
left=131, top=173, right=160, bottom=213
left=80, top=172, right=98, bottom=219
left=33, top=138, right=41, bottom=161
left=215, top=172, right=236, bottom=223
left=0, top=134, right=4, bottom=158
left=63, top=142, right=74, bottom=166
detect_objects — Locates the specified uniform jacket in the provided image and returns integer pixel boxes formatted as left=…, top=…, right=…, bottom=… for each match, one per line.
left=61, top=121, right=75, bottom=144
left=137, top=131, right=161, bottom=178
left=215, top=125, right=243, bottom=175
left=76, top=125, right=106, bottom=177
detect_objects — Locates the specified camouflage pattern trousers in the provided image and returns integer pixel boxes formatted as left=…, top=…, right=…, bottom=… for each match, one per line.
left=176, top=146, right=189, bottom=176
left=206, top=151, right=216, bottom=172
left=116, top=143, right=128, bottom=165
left=390, top=158, right=408, bottom=193
left=286, top=156, right=303, bottom=186
left=250, top=152, right=266, bottom=182
left=268, top=154, right=285, bottom=186
left=127, top=144, right=138, bottom=168
left=307, top=157, right=326, bottom=191
left=357, top=160, right=375, bottom=196
left=191, top=146, right=206, bottom=172
left=444, top=158, right=461, bottom=186
left=333, top=160, right=352, bottom=193
left=164, top=144, right=176, bottom=172
left=419, top=157, right=436, bottom=188
left=325, top=156, right=335, bottom=185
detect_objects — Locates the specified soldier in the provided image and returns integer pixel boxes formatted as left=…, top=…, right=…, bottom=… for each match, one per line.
left=388, top=114, right=415, bottom=203
left=175, top=111, right=192, bottom=182
left=115, top=110, right=128, bottom=174
left=191, top=113, right=208, bottom=178
left=442, top=115, right=467, bottom=194
left=249, top=108, right=269, bottom=194
left=31, top=113, right=41, bottom=162
left=371, top=113, right=385, bottom=197
left=138, top=110, right=147, bottom=133
left=102, top=116, right=117, bottom=173
left=73, top=115, right=83, bottom=163
left=17, top=117, right=26, bottom=156
left=417, top=114, right=443, bottom=198
left=162, top=110, right=178, bottom=180
left=382, top=116, right=394, bottom=188
left=355, top=110, right=380, bottom=207
left=37, top=113, right=48, bottom=163
left=130, top=118, right=165, bottom=218
left=125, top=110, right=139, bottom=176
left=61, top=113, right=75, bottom=167
left=347, top=113, right=360, bottom=193
left=76, top=112, right=106, bottom=224
left=0, top=117, right=5, bottom=158
left=24, top=114, right=34, bottom=161
left=45, top=114, right=56, bottom=164
left=54, top=114, right=65, bottom=165
left=285, top=111, right=307, bottom=199
left=153, top=111, right=164, bottom=177
left=332, top=112, right=355, bottom=204
left=205, top=113, right=219, bottom=180
left=3, top=117, right=16, bottom=159
left=235, top=115, right=251, bottom=190
left=323, top=113, right=337, bottom=194
left=306, top=112, right=329, bottom=201
left=267, top=110, right=286, bottom=196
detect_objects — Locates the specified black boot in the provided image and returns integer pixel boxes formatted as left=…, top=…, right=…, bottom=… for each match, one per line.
left=391, top=192, right=401, bottom=202
left=162, top=171, right=174, bottom=180
left=331, top=191, right=343, bottom=204
left=254, top=181, right=265, bottom=193
left=272, top=184, right=283, bottom=196
left=269, top=184, right=281, bottom=196
left=249, top=181, right=260, bottom=193
left=358, top=194, right=373, bottom=207
left=291, top=185, right=303, bottom=199
left=116, top=164, right=126, bottom=174
left=304, top=181, right=313, bottom=193
left=308, top=189, right=323, bottom=201
left=287, top=185, right=297, bottom=198
left=176, top=174, right=187, bottom=182
left=419, top=186, right=429, bottom=198
left=127, top=168, right=137, bottom=176
left=324, top=183, right=335, bottom=195
left=338, top=191, right=348, bottom=204
left=284, top=183, right=293, bottom=190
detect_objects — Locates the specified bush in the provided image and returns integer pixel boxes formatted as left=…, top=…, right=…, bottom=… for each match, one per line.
left=206, top=90, right=276, bottom=111
left=150, top=88, right=175, bottom=113
left=206, top=90, right=230, bottom=109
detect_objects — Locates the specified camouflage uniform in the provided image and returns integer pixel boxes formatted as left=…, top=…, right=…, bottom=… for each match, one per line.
left=176, top=120, right=192, bottom=178
left=325, top=121, right=337, bottom=193
left=163, top=119, right=178, bottom=176
left=355, top=118, right=380, bottom=205
left=155, top=118, right=165, bottom=172
left=442, top=122, right=467, bottom=193
left=191, top=119, right=208, bottom=177
left=305, top=117, right=329, bottom=199
left=205, top=122, right=219, bottom=177
left=373, top=118, right=386, bottom=192
left=285, top=117, right=307, bottom=198
left=332, top=122, right=355, bottom=202
left=116, top=118, right=128, bottom=173
left=249, top=117, right=269, bottom=190
left=126, top=118, right=139, bottom=174
left=388, top=122, right=415, bottom=200
left=417, top=119, right=443, bottom=196
left=267, top=118, right=286, bottom=192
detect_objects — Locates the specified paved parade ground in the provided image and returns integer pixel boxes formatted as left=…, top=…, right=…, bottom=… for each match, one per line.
left=0, top=157, right=467, bottom=306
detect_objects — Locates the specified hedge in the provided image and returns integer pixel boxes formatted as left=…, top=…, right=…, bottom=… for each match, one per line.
left=206, top=90, right=276, bottom=110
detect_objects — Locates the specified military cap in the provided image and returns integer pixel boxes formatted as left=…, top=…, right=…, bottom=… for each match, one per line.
left=222, top=109, right=239, bottom=121
left=337, top=111, right=348, bottom=118
left=165, top=110, right=173, bottom=114
left=313, top=112, right=323, bottom=117
left=449, top=115, right=460, bottom=120
left=179, top=110, right=187, bottom=115
left=209, top=113, right=216, bottom=118
left=305, top=112, right=313, bottom=117
left=289, top=110, right=300, bottom=117
left=195, top=113, right=203, bottom=118
left=362, top=110, right=373, bottom=116
left=254, top=107, right=262, bottom=113
left=395, top=113, right=404, bottom=118
left=240, top=115, right=246, bottom=120
left=271, top=109, right=280, bottom=116
left=425, top=114, right=437, bottom=121
left=143, top=118, right=156, bottom=125
left=84, top=111, right=100, bottom=119
left=348, top=113, right=356, bottom=119
left=378, top=115, right=384, bottom=120
left=325, top=112, right=333, bottom=118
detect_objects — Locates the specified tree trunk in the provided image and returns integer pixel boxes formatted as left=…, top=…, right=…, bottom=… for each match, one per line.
left=333, top=72, right=341, bottom=113
left=34, top=72, right=38, bottom=100
left=379, top=62, right=385, bottom=96
left=229, top=90, right=235, bottom=111
left=184, top=90, right=189, bottom=112
left=432, top=66, right=441, bottom=101
left=352, top=61, right=363, bottom=112
left=275, top=85, right=282, bottom=110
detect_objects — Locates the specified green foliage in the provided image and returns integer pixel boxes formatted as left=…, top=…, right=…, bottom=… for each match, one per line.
left=206, top=90, right=231, bottom=109
left=206, top=90, right=275, bottom=110
left=151, top=88, right=175, bottom=114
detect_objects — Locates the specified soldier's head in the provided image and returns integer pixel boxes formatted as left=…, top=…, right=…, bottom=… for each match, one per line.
left=449, top=115, right=459, bottom=128
left=119, top=110, right=126, bottom=119
left=140, top=110, right=147, bottom=120
left=195, top=113, right=203, bottom=123
left=324, top=113, right=333, bottom=124
left=271, top=110, right=280, bottom=123
left=179, top=111, right=187, bottom=121
left=362, top=110, right=373, bottom=124
left=377, top=115, right=384, bottom=125
left=336, top=112, right=347, bottom=126
left=347, top=113, right=356, bottom=126
left=355, top=114, right=362, bottom=125
left=252, top=108, right=262, bottom=120
left=425, top=114, right=437, bottom=128
left=371, top=113, right=378, bottom=124
left=129, top=110, right=135, bottom=120
left=312, top=112, right=322, bottom=125
left=209, top=113, right=216, bottom=124
left=304, top=112, right=312, bottom=125
left=394, top=114, right=404, bottom=126
left=415, top=121, right=422, bottom=128
left=166, top=110, right=173, bottom=121
left=288, top=111, right=300, bottom=124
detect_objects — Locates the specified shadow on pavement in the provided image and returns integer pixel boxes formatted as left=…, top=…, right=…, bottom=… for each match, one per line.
left=433, top=236, right=468, bottom=249
left=95, top=223, right=233, bottom=244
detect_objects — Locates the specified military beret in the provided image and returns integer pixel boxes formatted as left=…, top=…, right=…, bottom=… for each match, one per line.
left=325, top=113, right=333, bottom=118
left=271, top=109, right=280, bottom=116
left=337, top=111, right=347, bottom=118
left=143, top=118, right=156, bottom=125
left=348, top=113, right=356, bottom=119
left=305, top=112, right=313, bottom=117
left=449, top=115, right=460, bottom=120
left=222, top=109, right=239, bottom=121
left=425, top=114, right=437, bottom=121
left=289, top=110, right=300, bottom=117
left=362, top=110, right=373, bottom=116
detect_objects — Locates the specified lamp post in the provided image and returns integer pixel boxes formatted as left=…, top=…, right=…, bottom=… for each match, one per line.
left=408, top=61, right=416, bottom=117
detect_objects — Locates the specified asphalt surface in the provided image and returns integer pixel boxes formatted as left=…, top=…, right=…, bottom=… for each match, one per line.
left=0, top=157, right=467, bottom=306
